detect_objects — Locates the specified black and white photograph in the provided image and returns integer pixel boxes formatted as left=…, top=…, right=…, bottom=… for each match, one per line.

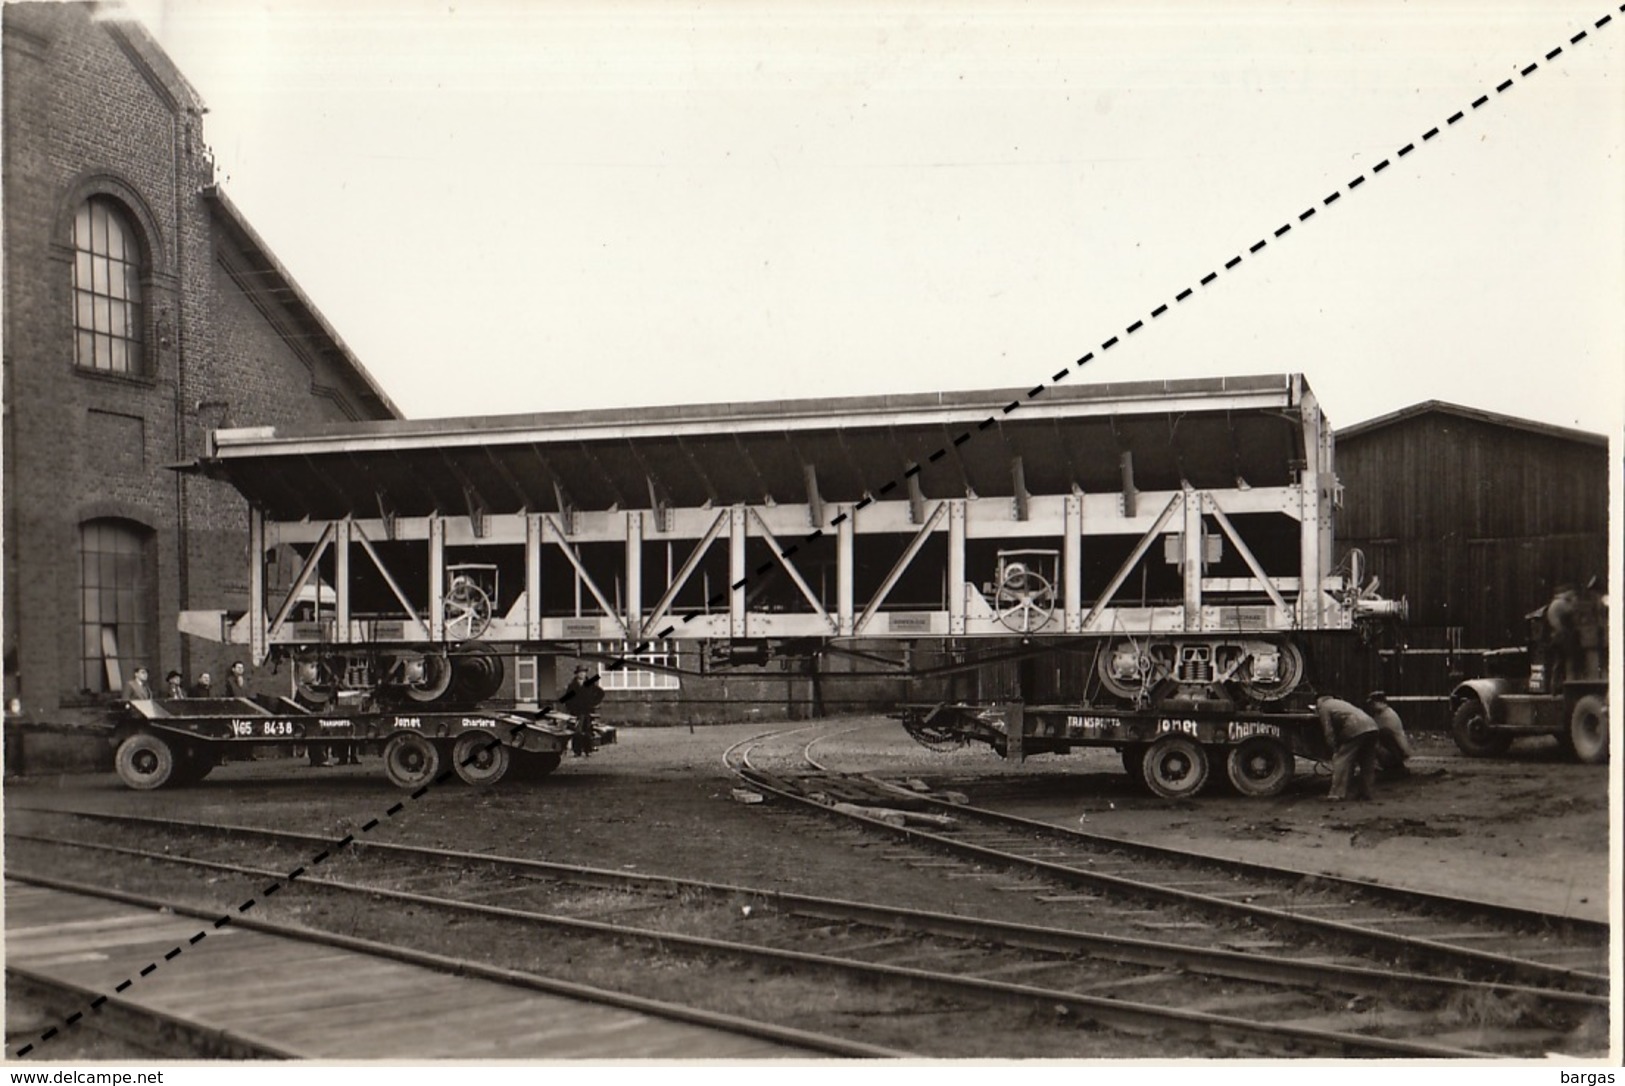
left=2, top=0, right=1619, bottom=1073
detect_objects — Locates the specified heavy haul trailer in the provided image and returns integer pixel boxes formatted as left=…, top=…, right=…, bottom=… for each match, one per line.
left=111, top=696, right=610, bottom=791
left=896, top=701, right=1326, bottom=798
left=171, top=372, right=1398, bottom=789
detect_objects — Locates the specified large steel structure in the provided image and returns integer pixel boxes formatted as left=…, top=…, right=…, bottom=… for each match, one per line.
left=179, top=373, right=1398, bottom=717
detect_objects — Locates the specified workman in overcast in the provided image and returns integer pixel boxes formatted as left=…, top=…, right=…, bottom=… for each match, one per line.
left=1315, top=694, right=1378, bottom=801
left=1366, top=690, right=1414, bottom=777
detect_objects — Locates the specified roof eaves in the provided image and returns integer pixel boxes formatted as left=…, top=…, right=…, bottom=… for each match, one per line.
left=201, top=185, right=403, bottom=420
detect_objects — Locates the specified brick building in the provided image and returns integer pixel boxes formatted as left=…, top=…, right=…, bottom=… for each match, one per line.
left=3, top=1, right=398, bottom=724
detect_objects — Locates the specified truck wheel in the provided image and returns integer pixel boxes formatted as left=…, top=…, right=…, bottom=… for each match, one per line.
left=1450, top=700, right=1512, bottom=757
left=1225, top=737, right=1294, bottom=798
left=1119, top=744, right=1149, bottom=790
left=168, top=745, right=217, bottom=786
left=1141, top=736, right=1209, bottom=799
left=512, top=750, right=563, bottom=780
left=452, top=732, right=510, bottom=785
left=383, top=733, right=442, bottom=789
left=115, top=732, right=176, bottom=790
left=1569, top=695, right=1609, bottom=765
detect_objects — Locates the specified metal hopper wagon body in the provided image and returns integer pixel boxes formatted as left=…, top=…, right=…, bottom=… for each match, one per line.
left=148, top=372, right=1396, bottom=793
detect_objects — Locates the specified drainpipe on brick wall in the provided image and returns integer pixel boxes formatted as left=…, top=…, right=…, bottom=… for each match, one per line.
left=171, top=108, right=195, bottom=681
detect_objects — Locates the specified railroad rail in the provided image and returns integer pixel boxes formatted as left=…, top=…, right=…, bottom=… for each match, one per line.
left=725, top=731, right=1609, bottom=996
left=6, top=808, right=1607, bottom=1057
left=5, top=875, right=897, bottom=1061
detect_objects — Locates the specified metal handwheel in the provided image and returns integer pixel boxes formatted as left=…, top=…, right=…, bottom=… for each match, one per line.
left=993, top=564, right=1057, bottom=633
left=444, top=577, right=492, bottom=642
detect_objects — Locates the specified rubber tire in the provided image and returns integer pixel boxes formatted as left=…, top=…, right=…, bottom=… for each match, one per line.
left=1569, top=694, right=1609, bottom=765
left=405, top=652, right=454, bottom=703
left=168, top=745, right=217, bottom=786
left=1225, top=737, right=1294, bottom=798
left=115, top=732, right=177, bottom=791
left=511, top=750, right=563, bottom=781
left=1141, top=735, right=1210, bottom=799
left=452, top=731, right=511, bottom=785
left=1450, top=699, right=1513, bottom=757
left=383, top=732, right=443, bottom=789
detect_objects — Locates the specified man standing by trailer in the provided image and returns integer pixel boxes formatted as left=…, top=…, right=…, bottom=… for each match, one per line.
left=564, top=665, right=605, bottom=756
left=123, top=667, right=153, bottom=702
left=1316, top=694, right=1379, bottom=801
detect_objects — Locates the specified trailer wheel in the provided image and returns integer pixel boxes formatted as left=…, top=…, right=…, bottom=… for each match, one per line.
left=383, top=733, right=442, bottom=789
left=511, top=750, right=563, bottom=781
left=1450, top=699, right=1512, bottom=757
left=1119, top=744, right=1149, bottom=791
left=452, top=732, right=511, bottom=785
left=168, top=745, right=217, bottom=787
left=1225, top=737, right=1293, bottom=798
left=1568, top=695, right=1609, bottom=765
left=115, top=732, right=176, bottom=790
left=1141, top=736, right=1209, bottom=799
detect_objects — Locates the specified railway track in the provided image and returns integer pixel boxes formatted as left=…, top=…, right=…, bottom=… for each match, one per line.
left=6, top=806, right=1608, bottom=1057
left=5, top=875, right=898, bottom=1060
left=725, top=730, right=1610, bottom=996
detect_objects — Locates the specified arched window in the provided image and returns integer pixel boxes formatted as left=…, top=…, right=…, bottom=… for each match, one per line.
left=79, top=519, right=155, bottom=693
left=72, top=197, right=145, bottom=375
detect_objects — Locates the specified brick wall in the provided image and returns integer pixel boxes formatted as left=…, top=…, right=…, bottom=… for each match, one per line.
left=2, top=3, right=394, bottom=720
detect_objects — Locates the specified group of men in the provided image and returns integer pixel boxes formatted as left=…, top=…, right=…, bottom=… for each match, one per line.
left=1314, top=691, right=1414, bottom=801
left=123, top=662, right=250, bottom=702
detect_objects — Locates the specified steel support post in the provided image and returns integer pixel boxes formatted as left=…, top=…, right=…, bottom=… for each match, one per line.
left=729, top=505, right=747, bottom=638
left=525, top=514, right=542, bottom=640
left=948, top=500, right=966, bottom=635
left=1182, top=487, right=1203, bottom=630
left=334, top=519, right=351, bottom=642
left=1298, top=392, right=1328, bottom=629
left=837, top=506, right=854, bottom=636
left=1064, top=493, right=1082, bottom=633
left=428, top=516, right=446, bottom=642
left=626, top=510, right=643, bottom=643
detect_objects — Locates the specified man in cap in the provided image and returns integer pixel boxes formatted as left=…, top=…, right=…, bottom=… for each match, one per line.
left=1315, top=694, right=1379, bottom=801
left=1367, top=691, right=1414, bottom=777
left=563, top=664, right=605, bottom=756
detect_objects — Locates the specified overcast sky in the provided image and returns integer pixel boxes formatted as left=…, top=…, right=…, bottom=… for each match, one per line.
left=116, top=0, right=1623, bottom=436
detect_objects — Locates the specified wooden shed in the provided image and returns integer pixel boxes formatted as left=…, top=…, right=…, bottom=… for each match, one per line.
left=1325, top=401, right=1609, bottom=725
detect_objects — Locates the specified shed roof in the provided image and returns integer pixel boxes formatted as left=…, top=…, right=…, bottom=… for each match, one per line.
left=190, top=373, right=1317, bottom=522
